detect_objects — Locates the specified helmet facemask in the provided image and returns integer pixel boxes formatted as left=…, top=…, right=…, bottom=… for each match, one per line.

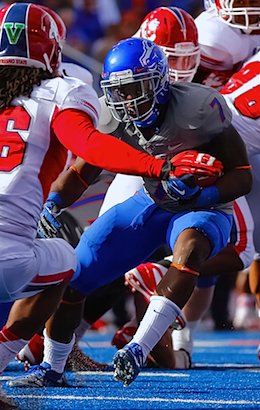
left=161, top=42, right=200, bottom=83
left=101, top=70, right=163, bottom=126
left=101, top=38, right=170, bottom=128
left=217, top=0, right=260, bottom=31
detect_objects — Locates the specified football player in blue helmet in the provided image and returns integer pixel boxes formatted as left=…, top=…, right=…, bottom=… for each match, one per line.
left=11, top=36, right=251, bottom=391
left=101, top=37, right=170, bottom=128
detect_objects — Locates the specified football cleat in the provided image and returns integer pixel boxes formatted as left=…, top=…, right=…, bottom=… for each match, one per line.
left=111, top=319, right=138, bottom=349
left=16, top=334, right=44, bottom=370
left=0, top=383, right=18, bottom=409
left=113, top=343, right=144, bottom=387
left=125, top=262, right=167, bottom=303
left=8, top=362, right=68, bottom=388
left=124, top=262, right=187, bottom=331
left=65, top=342, right=108, bottom=371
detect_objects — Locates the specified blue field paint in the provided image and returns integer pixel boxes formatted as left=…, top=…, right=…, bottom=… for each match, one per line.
left=3, top=330, right=260, bottom=409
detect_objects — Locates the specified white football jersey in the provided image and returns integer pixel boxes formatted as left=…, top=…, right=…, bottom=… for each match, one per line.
left=221, top=52, right=260, bottom=255
left=0, top=76, right=100, bottom=240
left=195, top=8, right=260, bottom=88
left=221, top=51, right=260, bottom=158
left=59, top=62, right=93, bottom=87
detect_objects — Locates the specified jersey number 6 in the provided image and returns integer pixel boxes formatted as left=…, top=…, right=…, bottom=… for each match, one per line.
left=0, top=107, right=31, bottom=172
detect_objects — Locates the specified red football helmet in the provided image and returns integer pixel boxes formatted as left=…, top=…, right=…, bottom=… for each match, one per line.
left=137, top=7, right=200, bottom=83
left=215, top=0, right=260, bottom=31
left=0, top=3, right=61, bottom=73
left=40, top=5, right=66, bottom=48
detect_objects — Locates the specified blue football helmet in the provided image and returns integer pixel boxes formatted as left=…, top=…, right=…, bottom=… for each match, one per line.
left=101, top=37, right=170, bottom=128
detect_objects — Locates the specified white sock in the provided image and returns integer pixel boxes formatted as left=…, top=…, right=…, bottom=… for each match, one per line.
left=130, top=295, right=181, bottom=362
left=0, top=327, right=28, bottom=373
left=75, top=319, right=91, bottom=343
left=43, top=329, right=75, bottom=374
left=172, top=319, right=200, bottom=356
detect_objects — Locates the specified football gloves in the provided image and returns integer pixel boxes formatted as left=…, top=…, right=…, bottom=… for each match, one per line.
left=169, top=151, right=223, bottom=178
left=38, top=192, right=62, bottom=239
left=162, top=174, right=200, bottom=202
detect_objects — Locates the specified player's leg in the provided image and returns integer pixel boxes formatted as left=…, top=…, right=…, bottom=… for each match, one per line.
left=71, top=193, right=173, bottom=295
left=249, top=258, right=260, bottom=359
left=233, top=267, right=258, bottom=329
left=176, top=195, right=254, bottom=352
left=2, top=237, right=77, bottom=387
left=249, top=258, right=260, bottom=310
left=113, top=209, right=233, bottom=386
left=10, top=194, right=172, bottom=387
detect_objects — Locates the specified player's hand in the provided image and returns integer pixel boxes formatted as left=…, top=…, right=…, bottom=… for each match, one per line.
left=38, top=192, right=62, bottom=239
left=162, top=174, right=200, bottom=201
left=170, top=151, right=223, bottom=178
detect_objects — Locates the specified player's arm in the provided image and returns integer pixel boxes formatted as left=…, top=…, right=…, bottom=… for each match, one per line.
left=204, top=124, right=252, bottom=202
left=49, top=158, right=102, bottom=208
left=38, top=158, right=103, bottom=238
left=163, top=125, right=252, bottom=209
left=52, top=108, right=166, bottom=179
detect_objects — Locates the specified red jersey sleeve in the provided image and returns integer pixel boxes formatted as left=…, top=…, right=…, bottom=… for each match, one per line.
left=52, top=108, right=165, bottom=179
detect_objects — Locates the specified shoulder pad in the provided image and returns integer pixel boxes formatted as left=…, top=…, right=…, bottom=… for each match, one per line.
left=97, top=95, right=120, bottom=134
left=32, top=77, right=100, bottom=127
left=172, top=83, right=232, bottom=134
left=196, top=13, right=244, bottom=55
left=59, top=62, right=93, bottom=87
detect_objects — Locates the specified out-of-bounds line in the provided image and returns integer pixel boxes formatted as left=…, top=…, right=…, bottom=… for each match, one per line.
left=10, top=394, right=260, bottom=406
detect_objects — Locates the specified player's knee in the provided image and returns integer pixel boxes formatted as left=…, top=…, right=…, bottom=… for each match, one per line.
left=174, top=229, right=211, bottom=268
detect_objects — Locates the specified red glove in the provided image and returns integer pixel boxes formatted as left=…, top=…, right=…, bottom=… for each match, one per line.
left=170, top=150, right=223, bottom=178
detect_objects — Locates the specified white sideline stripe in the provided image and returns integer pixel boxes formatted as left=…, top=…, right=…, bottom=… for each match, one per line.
left=0, top=372, right=189, bottom=380
left=9, top=394, right=260, bottom=405
left=73, top=371, right=189, bottom=377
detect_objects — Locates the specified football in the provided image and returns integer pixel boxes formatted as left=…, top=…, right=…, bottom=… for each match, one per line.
left=194, top=173, right=221, bottom=188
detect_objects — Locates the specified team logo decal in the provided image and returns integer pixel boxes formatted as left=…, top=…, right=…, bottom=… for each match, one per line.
left=140, top=18, right=160, bottom=42
left=4, top=22, right=25, bottom=44
left=140, top=40, right=160, bottom=68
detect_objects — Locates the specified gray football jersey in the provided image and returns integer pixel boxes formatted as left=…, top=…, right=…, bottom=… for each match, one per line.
left=98, top=84, right=233, bottom=214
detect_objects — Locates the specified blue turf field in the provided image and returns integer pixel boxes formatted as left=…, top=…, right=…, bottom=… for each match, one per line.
left=2, top=329, right=260, bottom=410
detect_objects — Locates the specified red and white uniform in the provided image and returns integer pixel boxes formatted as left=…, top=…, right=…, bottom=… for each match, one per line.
left=0, top=77, right=100, bottom=240
left=0, top=77, right=99, bottom=301
left=221, top=52, right=260, bottom=257
left=195, top=7, right=260, bottom=89
left=0, top=76, right=165, bottom=302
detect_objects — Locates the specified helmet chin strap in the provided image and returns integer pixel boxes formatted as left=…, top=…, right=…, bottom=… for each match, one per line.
left=134, top=108, right=158, bottom=128
left=134, top=98, right=164, bottom=128
left=43, top=53, right=53, bottom=73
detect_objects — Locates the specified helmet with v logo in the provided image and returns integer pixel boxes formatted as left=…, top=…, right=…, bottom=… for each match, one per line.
left=0, top=2, right=61, bottom=73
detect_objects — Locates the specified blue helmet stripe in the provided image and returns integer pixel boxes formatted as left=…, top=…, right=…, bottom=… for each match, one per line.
left=168, top=7, right=187, bottom=39
left=0, top=3, right=28, bottom=58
